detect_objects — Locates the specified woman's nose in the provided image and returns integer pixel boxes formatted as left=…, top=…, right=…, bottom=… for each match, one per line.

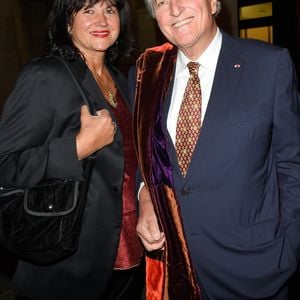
left=93, top=11, right=108, bottom=26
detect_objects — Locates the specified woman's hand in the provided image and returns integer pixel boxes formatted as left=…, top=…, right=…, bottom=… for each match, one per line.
left=76, top=105, right=116, bottom=160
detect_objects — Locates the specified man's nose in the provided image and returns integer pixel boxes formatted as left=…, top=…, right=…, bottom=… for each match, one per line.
left=169, top=0, right=184, bottom=17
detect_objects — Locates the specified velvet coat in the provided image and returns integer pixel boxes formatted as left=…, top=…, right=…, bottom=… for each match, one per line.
left=0, top=56, right=129, bottom=299
left=130, top=31, right=300, bottom=299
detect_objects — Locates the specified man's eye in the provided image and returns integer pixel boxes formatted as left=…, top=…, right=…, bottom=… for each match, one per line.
left=156, top=0, right=165, bottom=7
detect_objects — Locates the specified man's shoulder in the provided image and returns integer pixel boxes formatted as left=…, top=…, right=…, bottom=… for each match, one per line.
left=221, top=30, right=287, bottom=66
left=138, top=42, right=177, bottom=65
left=145, top=42, right=174, bottom=53
left=223, top=31, right=283, bottom=55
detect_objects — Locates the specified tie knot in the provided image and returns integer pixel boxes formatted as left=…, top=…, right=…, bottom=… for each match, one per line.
left=187, top=62, right=200, bottom=76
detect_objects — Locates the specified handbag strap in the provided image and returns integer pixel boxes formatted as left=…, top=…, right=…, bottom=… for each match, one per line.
left=54, top=56, right=97, bottom=170
left=54, top=56, right=96, bottom=115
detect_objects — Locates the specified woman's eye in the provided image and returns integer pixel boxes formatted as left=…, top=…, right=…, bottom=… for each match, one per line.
left=84, top=9, right=94, bottom=14
left=104, top=7, right=117, bottom=14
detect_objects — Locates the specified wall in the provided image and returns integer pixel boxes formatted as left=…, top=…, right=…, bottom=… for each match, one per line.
left=0, top=0, right=298, bottom=110
left=0, top=1, right=26, bottom=110
left=0, top=0, right=50, bottom=111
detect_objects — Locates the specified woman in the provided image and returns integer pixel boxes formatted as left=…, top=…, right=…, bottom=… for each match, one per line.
left=0, top=0, right=144, bottom=299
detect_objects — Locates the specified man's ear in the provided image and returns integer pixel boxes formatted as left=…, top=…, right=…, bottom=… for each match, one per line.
left=211, top=0, right=218, bottom=15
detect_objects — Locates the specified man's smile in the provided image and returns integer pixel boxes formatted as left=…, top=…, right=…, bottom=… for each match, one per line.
left=173, top=17, right=194, bottom=28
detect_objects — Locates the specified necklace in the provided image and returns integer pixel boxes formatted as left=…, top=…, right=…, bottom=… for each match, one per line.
left=92, top=70, right=117, bottom=108
left=100, top=82, right=117, bottom=108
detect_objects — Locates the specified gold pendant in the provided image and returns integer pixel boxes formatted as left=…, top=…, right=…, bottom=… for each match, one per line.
left=108, top=92, right=117, bottom=108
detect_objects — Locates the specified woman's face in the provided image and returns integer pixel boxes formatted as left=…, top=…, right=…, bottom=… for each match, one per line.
left=70, top=0, right=120, bottom=57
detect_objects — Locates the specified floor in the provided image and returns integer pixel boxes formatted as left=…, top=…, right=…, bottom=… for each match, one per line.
left=0, top=277, right=15, bottom=300
left=1, top=245, right=300, bottom=300
left=0, top=246, right=17, bottom=300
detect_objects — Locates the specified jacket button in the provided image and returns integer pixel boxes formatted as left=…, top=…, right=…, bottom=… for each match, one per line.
left=112, top=184, right=119, bottom=193
left=114, top=223, right=121, bottom=229
left=181, top=187, right=190, bottom=196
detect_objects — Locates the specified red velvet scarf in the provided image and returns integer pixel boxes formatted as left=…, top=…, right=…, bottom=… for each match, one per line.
left=133, top=43, right=201, bottom=300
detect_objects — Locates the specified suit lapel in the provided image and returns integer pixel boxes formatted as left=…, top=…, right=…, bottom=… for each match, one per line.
left=69, top=58, right=124, bottom=142
left=186, top=33, right=245, bottom=180
left=162, top=76, right=183, bottom=178
left=68, top=58, right=102, bottom=112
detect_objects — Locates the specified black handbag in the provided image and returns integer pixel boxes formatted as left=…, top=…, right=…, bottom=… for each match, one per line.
left=0, top=57, right=95, bottom=264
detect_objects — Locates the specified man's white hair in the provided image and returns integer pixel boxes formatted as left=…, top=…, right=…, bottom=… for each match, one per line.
left=144, top=0, right=221, bottom=18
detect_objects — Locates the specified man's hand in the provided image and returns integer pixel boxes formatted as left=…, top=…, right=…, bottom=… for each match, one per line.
left=137, top=186, right=165, bottom=251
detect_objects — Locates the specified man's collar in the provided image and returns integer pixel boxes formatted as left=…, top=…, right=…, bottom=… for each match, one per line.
left=176, top=28, right=222, bottom=75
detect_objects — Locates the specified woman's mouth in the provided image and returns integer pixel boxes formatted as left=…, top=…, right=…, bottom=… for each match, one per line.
left=90, top=30, right=110, bottom=38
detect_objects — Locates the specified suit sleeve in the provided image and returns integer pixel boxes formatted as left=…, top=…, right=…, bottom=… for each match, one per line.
left=0, top=60, right=83, bottom=188
left=128, top=66, right=137, bottom=108
left=273, top=49, right=300, bottom=260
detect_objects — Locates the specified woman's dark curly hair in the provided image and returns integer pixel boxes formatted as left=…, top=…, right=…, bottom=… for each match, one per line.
left=47, top=0, right=136, bottom=65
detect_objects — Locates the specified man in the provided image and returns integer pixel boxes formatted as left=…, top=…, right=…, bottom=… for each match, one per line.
left=129, top=0, right=300, bottom=299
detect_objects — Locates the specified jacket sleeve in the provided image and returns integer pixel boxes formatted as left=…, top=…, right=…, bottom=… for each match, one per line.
left=0, top=59, right=84, bottom=188
left=273, top=49, right=300, bottom=261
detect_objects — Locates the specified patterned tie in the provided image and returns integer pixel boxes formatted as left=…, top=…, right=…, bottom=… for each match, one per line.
left=176, top=62, right=201, bottom=176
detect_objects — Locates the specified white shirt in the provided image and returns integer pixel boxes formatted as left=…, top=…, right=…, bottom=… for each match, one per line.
left=167, top=28, right=223, bottom=144
left=138, top=29, right=222, bottom=196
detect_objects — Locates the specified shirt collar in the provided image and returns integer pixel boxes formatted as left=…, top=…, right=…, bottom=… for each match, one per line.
left=176, top=28, right=222, bottom=76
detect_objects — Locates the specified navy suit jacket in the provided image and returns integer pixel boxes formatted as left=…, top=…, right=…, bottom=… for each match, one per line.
left=130, top=31, right=300, bottom=299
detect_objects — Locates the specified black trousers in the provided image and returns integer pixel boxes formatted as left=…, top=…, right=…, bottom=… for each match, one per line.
left=16, top=263, right=145, bottom=300
left=101, top=263, right=145, bottom=300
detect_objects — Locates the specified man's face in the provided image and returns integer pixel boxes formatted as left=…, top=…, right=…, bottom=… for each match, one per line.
left=153, top=0, right=218, bottom=59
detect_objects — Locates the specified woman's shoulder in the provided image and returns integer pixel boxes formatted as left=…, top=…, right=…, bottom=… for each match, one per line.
left=21, top=56, right=70, bottom=78
left=11, top=56, right=81, bottom=104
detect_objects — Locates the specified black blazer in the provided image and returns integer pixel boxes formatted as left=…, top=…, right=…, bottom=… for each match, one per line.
left=0, top=56, right=129, bottom=299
